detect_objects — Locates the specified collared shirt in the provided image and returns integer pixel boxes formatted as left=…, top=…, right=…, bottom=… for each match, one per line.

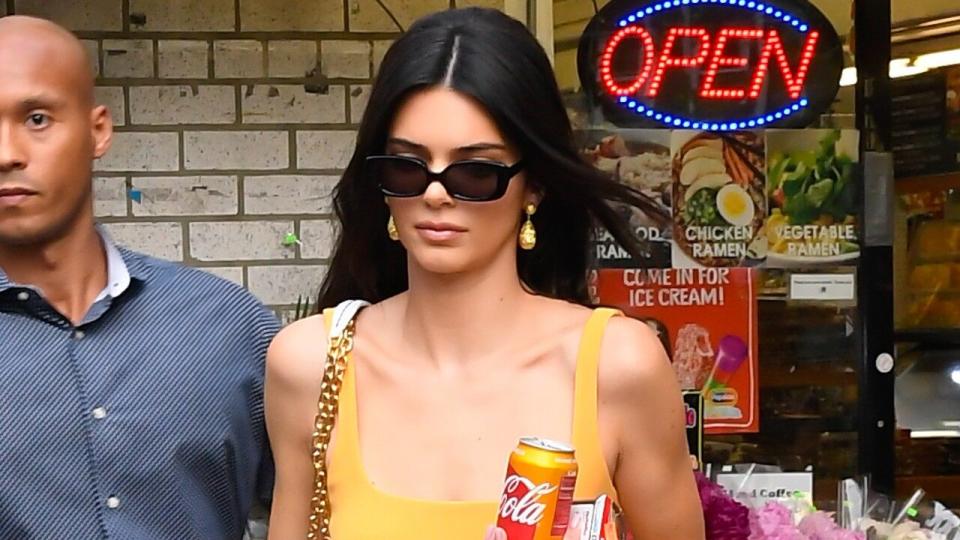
left=0, top=235, right=281, bottom=540
left=93, top=233, right=130, bottom=303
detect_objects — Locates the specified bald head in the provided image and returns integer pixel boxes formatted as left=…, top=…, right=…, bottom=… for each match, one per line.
left=0, top=16, right=95, bottom=105
left=0, top=15, right=113, bottom=249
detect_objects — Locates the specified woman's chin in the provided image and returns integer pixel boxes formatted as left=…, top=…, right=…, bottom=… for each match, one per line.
left=407, top=248, right=478, bottom=276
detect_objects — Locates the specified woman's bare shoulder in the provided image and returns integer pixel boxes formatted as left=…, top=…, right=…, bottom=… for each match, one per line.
left=266, top=314, right=330, bottom=390
left=267, top=298, right=394, bottom=383
left=597, top=315, right=676, bottom=400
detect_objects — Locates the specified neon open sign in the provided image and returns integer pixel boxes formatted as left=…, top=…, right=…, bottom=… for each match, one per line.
left=577, top=0, right=843, bottom=129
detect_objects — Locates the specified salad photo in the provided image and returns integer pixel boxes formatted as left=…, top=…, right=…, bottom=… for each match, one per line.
left=765, top=129, right=861, bottom=266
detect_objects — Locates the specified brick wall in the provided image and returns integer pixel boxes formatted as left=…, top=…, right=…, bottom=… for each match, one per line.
left=6, top=0, right=508, bottom=318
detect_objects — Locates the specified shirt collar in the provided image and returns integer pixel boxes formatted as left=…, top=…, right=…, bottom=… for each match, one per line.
left=0, top=265, right=10, bottom=292
left=94, top=226, right=131, bottom=301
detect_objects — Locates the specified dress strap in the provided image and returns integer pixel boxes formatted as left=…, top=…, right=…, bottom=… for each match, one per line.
left=322, top=308, right=365, bottom=481
left=571, top=308, right=622, bottom=499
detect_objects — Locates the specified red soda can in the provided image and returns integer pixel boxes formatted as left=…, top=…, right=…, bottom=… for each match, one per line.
left=497, top=437, right=579, bottom=539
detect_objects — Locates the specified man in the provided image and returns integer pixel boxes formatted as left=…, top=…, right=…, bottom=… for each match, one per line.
left=0, top=16, right=279, bottom=539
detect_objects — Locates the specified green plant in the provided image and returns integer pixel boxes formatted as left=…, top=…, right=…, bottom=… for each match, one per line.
left=294, top=294, right=314, bottom=321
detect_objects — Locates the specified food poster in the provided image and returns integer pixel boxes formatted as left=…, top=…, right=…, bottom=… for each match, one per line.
left=578, top=129, right=673, bottom=267
left=765, top=129, right=861, bottom=267
left=670, top=131, right=768, bottom=269
left=596, top=268, right=759, bottom=434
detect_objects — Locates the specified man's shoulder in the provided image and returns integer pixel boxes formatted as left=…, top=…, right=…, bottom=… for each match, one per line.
left=121, top=248, right=278, bottom=326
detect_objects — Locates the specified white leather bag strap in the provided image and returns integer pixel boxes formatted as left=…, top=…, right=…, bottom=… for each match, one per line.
left=329, top=299, right=370, bottom=342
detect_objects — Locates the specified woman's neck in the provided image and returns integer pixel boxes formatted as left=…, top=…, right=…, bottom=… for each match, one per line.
left=399, top=248, right=535, bottom=370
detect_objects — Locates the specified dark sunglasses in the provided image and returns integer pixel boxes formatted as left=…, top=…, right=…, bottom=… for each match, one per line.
left=365, top=155, right=524, bottom=202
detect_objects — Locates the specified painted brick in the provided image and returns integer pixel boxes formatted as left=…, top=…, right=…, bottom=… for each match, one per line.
left=214, top=40, right=264, bottom=78
left=129, top=0, right=236, bottom=32
left=82, top=40, right=100, bottom=78
left=14, top=0, right=122, bottom=31
left=242, top=85, right=346, bottom=124
left=184, top=131, right=289, bottom=171
left=240, top=0, right=343, bottom=31
left=268, top=41, right=318, bottom=78
left=202, top=266, right=245, bottom=287
left=321, top=40, right=371, bottom=79
left=455, top=0, right=505, bottom=8
left=247, top=265, right=327, bottom=305
left=300, top=220, right=338, bottom=259
left=349, top=85, right=371, bottom=123
left=93, top=177, right=127, bottom=218
left=94, top=86, right=126, bottom=126
left=130, top=85, right=235, bottom=125
left=373, top=40, right=393, bottom=74
left=278, top=309, right=301, bottom=325
left=296, top=131, right=356, bottom=169
left=158, top=41, right=209, bottom=79
left=348, top=0, right=401, bottom=32
left=95, top=132, right=179, bottom=172
left=105, top=222, right=183, bottom=261
left=103, top=40, right=154, bottom=78
left=244, top=175, right=337, bottom=215
left=189, top=221, right=295, bottom=261
left=131, top=176, right=238, bottom=216
left=389, top=0, right=449, bottom=29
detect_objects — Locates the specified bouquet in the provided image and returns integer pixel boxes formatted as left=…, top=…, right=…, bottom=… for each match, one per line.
left=694, top=472, right=959, bottom=540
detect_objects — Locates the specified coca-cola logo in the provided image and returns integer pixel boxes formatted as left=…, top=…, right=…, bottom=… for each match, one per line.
left=498, top=474, right=558, bottom=526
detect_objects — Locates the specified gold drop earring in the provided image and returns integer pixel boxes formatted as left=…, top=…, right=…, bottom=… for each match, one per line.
left=519, top=203, right=537, bottom=250
left=387, top=215, right=399, bottom=241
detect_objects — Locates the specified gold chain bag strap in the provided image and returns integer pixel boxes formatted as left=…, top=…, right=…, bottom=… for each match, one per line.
left=307, top=300, right=369, bottom=540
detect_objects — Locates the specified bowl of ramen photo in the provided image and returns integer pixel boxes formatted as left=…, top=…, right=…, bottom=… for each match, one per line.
left=671, top=131, right=767, bottom=268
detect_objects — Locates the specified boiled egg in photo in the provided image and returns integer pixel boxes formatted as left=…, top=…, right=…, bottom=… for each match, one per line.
left=716, top=184, right=755, bottom=227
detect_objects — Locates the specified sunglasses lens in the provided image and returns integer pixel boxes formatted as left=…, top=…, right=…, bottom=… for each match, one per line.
left=374, top=158, right=427, bottom=196
left=445, top=162, right=502, bottom=200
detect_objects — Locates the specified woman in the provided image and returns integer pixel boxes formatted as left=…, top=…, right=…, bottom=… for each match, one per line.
left=265, top=7, right=705, bottom=539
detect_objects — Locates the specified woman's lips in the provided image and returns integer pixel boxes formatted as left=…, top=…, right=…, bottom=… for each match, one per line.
left=414, top=221, right=467, bottom=242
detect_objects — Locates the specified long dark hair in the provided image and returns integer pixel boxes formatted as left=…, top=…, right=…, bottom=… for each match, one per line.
left=318, top=7, right=664, bottom=308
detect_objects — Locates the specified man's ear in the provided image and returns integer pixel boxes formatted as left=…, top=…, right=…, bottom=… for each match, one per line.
left=91, top=105, right=114, bottom=160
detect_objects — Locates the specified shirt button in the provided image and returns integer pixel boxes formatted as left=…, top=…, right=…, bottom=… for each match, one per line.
left=92, top=407, right=107, bottom=420
left=73, top=330, right=85, bottom=340
left=16, top=291, right=29, bottom=301
left=106, top=496, right=121, bottom=509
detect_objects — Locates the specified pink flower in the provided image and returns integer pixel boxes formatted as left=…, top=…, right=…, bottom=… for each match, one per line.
left=749, top=502, right=807, bottom=540
left=695, top=472, right=752, bottom=540
left=798, top=511, right=866, bottom=540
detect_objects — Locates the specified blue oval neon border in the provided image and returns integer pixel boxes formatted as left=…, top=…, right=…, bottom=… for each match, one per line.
left=619, top=0, right=810, bottom=32
left=612, top=0, right=812, bottom=131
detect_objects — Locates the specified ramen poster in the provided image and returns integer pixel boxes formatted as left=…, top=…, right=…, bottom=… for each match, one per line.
left=594, top=268, right=759, bottom=434
left=671, top=130, right=767, bottom=268
left=582, top=129, right=861, bottom=269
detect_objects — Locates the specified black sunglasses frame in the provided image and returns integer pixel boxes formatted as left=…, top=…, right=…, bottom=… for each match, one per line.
left=365, top=154, right=524, bottom=202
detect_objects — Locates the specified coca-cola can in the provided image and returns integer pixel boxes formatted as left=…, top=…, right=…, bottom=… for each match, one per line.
left=497, top=437, right=578, bottom=540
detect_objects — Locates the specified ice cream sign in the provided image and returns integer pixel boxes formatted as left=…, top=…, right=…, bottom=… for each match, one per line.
left=577, top=0, right=843, bottom=129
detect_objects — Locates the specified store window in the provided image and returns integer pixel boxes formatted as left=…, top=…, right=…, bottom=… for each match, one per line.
left=549, top=0, right=960, bottom=514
